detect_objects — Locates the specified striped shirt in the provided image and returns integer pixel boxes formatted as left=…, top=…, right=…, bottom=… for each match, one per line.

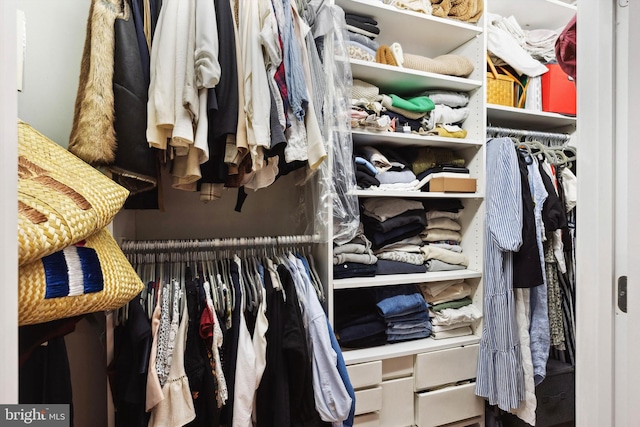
left=475, top=138, right=525, bottom=411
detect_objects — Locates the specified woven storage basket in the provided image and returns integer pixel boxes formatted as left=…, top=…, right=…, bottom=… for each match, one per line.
left=486, top=53, right=527, bottom=108
left=18, top=120, right=129, bottom=266
left=19, top=228, right=144, bottom=325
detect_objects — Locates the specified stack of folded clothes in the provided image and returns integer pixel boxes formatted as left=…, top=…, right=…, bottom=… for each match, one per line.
left=356, top=146, right=419, bottom=192
left=376, top=285, right=432, bottom=343
left=422, top=90, right=471, bottom=138
left=421, top=279, right=482, bottom=339
left=334, top=288, right=387, bottom=348
left=346, top=12, right=380, bottom=62
left=333, top=227, right=378, bottom=279
left=362, top=197, right=423, bottom=244
left=419, top=199, right=469, bottom=272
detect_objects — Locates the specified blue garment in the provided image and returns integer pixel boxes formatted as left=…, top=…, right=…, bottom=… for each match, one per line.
left=376, top=293, right=428, bottom=319
left=355, top=156, right=379, bottom=175
left=527, top=156, right=550, bottom=385
left=282, top=0, right=309, bottom=121
left=385, top=309, right=430, bottom=324
left=475, top=138, right=525, bottom=412
left=326, top=318, right=356, bottom=427
left=388, top=328, right=431, bottom=343
left=285, top=256, right=353, bottom=422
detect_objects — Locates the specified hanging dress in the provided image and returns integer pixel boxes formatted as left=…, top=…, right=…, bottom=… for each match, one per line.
left=148, top=297, right=196, bottom=426
left=475, top=137, right=525, bottom=411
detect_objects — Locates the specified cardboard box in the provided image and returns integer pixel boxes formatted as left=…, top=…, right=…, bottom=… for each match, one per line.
left=541, top=63, right=576, bottom=115
left=428, top=177, right=477, bottom=193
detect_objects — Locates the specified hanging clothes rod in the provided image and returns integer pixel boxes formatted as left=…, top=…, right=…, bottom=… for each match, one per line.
left=120, top=234, right=322, bottom=253
left=486, top=126, right=572, bottom=145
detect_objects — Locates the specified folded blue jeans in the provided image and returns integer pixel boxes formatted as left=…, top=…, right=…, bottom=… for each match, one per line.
left=377, top=293, right=428, bottom=318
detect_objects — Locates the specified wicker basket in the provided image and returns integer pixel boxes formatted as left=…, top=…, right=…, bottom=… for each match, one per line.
left=18, top=120, right=129, bottom=266
left=19, top=228, right=144, bottom=325
left=486, top=53, right=527, bottom=108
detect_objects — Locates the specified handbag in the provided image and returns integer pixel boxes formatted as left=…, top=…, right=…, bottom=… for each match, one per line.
left=486, top=53, right=527, bottom=108
left=19, top=228, right=144, bottom=325
left=18, top=120, right=129, bottom=265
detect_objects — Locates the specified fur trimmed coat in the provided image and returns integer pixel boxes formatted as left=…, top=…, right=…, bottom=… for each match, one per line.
left=68, top=0, right=124, bottom=165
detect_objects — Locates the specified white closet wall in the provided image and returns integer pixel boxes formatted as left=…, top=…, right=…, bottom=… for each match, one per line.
left=1, top=0, right=19, bottom=404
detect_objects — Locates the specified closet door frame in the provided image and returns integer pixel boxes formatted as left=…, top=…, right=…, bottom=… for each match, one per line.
left=576, top=0, right=640, bottom=425
left=1, top=0, right=19, bottom=404
left=613, top=0, right=640, bottom=425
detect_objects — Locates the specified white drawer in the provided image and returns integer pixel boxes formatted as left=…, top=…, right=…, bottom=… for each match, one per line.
left=414, top=383, right=484, bottom=427
left=355, top=386, right=383, bottom=415
left=354, top=412, right=380, bottom=427
left=348, top=360, right=383, bottom=390
left=379, top=377, right=414, bottom=427
left=414, top=345, right=479, bottom=391
left=381, top=355, right=414, bottom=380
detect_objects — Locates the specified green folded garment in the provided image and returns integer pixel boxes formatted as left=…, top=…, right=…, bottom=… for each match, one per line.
left=431, top=297, right=473, bottom=312
left=389, top=94, right=435, bottom=113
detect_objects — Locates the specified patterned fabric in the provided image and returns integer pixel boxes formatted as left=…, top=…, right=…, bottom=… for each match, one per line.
left=475, top=138, right=525, bottom=411
left=42, top=245, right=104, bottom=298
left=545, top=239, right=566, bottom=350
left=156, top=283, right=172, bottom=388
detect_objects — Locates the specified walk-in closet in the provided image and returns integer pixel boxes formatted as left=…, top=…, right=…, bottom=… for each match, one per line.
left=6, top=0, right=640, bottom=426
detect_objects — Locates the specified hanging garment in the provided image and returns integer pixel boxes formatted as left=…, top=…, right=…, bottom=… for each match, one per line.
left=475, top=137, right=525, bottom=412
left=110, top=297, right=152, bottom=427
left=148, top=300, right=196, bottom=426
left=184, top=277, right=221, bottom=427
left=278, top=263, right=328, bottom=426
left=255, top=269, right=292, bottom=427
left=510, top=289, right=536, bottom=426
left=109, top=3, right=158, bottom=196
left=513, top=152, right=544, bottom=288
left=288, top=255, right=352, bottom=423
left=146, top=285, right=164, bottom=412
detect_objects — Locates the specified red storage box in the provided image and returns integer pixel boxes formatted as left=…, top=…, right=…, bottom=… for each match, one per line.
left=541, top=63, right=576, bottom=115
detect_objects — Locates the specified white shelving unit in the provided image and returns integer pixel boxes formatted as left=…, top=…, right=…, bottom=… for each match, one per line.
left=335, top=1, right=486, bottom=425
left=487, top=104, right=576, bottom=131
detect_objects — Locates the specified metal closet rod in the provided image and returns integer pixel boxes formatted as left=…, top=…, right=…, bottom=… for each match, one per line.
left=486, top=126, right=571, bottom=143
left=120, top=234, right=322, bottom=253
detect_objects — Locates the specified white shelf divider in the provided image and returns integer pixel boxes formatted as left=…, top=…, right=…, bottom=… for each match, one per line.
left=351, top=129, right=483, bottom=149
left=351, top=60, right=482, bottom=95
left=334, top=269, right=482, bottom=290
left=353, top=189, right=484, bottom=199
left=487, top=104, right=576, bottom=131
left=342, top=335, right=481, bottom=365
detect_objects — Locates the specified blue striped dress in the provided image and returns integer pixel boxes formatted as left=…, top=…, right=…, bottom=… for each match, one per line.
left=475, top=137, right=525, bottom=411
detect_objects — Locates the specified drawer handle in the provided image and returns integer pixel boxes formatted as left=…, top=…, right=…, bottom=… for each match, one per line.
left=541, top=392, right=567, bottom=403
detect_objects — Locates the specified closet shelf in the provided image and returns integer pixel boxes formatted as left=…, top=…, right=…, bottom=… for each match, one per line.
left=351, top=130, right=483, bottom=149
left=333, top=269, right=482, bottom=290
left=487, top=104, right=576, bottom=131
left=336, top=0, right=482, bottom=58
left=342, top=334, right=481, bottom=365
left=352, top=189, right=484, bottom=199
left=489, top=0, right=576, bottom=30
left=351, top=60, right=482, bottom=95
